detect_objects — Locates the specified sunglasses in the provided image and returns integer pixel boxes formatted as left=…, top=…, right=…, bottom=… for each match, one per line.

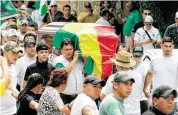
left=51, top=5, right=57, bottom=7
left=144, top=13, right=151, bottom=15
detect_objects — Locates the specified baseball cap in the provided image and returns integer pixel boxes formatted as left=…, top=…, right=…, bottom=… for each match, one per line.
left=84, top=2, right=92, bottom=8
left=113, top=72, right=135, bottom=83
left=24, top=37, right=36, bottom=47
left=50, top=0, right=57, bottom=6
left=144, top=15, right=153, bottom=24
left=175, top=11, right=178, bottom=18
left=20, top=20, right=28, bottom=26
left=133, top=46, right=144, bottom=57
left=7, top=29, right=18, bottom=37
left=36, top=42, right=49, bottom=52
left=153, top=85, right=177, bottom=98
left=4, top=41, right=23, bottom=53
left=84, top=75, right=105, bottom=87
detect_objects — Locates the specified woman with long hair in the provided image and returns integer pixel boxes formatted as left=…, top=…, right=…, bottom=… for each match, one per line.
left=17, top=73, right=44, bottom=115
left=37, top=68, right=71, bottom=115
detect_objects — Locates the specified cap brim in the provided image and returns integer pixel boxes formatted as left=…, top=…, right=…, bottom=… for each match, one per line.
left=91, top=80, right=106, bottom=87
left=133, top=52, right=143, bottom=57
left=161, top=89, right=177, bottom=98
left=12, top=47, right=23, bottom=53
left=110, top=58, right=136, bottom=68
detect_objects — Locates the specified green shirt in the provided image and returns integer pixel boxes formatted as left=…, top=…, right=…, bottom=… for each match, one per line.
left=123, top=10, right=140, bottom=36
left=99, top=94, right=125, bottom=115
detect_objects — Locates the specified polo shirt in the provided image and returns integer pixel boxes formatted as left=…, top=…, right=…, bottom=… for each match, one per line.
left=52, top=55, right=84, bottom=95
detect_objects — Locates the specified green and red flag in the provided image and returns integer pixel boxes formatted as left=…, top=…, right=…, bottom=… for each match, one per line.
left=53, top=23, right=119, bottom=80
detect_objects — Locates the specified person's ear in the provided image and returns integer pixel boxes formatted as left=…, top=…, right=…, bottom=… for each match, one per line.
left=152, top=97, right=159, bottom=106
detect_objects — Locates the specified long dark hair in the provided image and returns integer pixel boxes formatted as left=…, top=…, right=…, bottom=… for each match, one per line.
left=48, top=68, right=68, bottom=88
left=17, top=73, right=44, bottom=103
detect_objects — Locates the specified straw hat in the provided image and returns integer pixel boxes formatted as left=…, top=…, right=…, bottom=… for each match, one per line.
left=110, top=51, right=136, bottom=68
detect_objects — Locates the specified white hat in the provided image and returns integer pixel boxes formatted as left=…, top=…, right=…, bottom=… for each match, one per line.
left=50, top=0, right=57, bottom=6
left=144, top=15, right=153, bottom=23
left=175, top=11, right=178, bottom=18
left=7, top=29, right=18, bottom=37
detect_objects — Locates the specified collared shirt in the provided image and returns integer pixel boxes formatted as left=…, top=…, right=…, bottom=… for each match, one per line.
left=52, top=55, right=84, bottom=95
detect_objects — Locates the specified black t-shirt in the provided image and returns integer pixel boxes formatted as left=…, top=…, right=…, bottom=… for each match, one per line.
left=57, top=15, right=78, bottom=22
left=24, top=60, right=55, bottom=86
left=42, top=10, right=63, bottom=24
left=17, top=91, right=38, bottom=115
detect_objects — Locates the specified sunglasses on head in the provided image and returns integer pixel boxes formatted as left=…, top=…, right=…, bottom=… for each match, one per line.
left=51, top=5, right=57, bottom=7
left=144, top=13, right=151, bottom=15
left=21, top=24, right=27, bottom=26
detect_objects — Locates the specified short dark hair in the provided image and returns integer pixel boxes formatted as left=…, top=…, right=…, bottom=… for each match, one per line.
left=116, top=43, right=127, bottom=53
left=130, top=1, right=140, bottom=12
left=29, top=23, right=38, bottom=30
left=61, top=38, right=75, bottom=49
left=162, top=37, right=174, bottom=44
left=101, top=9, right=110, bottom=17
left=63, top=5, right=71, bottom=11
left=142, top=6, right=150, bottom=13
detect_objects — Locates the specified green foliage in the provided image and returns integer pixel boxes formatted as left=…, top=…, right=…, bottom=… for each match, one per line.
left=140, top=1, right=178, bottom=37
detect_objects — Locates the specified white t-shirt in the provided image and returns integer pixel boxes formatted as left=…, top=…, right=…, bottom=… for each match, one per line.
left=15, top=54, right=36, bottom=90
left=70, top=93, right=99, bottom=115
left=95, top=17, right=111, bottom=26
left=132, top=62, right=149, bottom=101
left=103, top=70, right=142, bottom=115
left=0, top=64, right=17, bottom=115
left=149, top=55, right=178, bottom=101
left=52, top=55, right=84, bottom=95
left=134, top=26, right=161, bottom=50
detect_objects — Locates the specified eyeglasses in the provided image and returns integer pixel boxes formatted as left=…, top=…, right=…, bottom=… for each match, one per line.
left=51, top=5, right=57, bottom=7
left=144, top=13, right=151, bottom=15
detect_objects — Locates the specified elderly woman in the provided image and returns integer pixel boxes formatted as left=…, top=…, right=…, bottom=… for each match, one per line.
left=37, top=69, right=71, bottom=115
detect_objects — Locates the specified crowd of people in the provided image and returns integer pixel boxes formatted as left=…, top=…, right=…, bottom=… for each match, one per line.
left=0, top=0, right=178, bottom=115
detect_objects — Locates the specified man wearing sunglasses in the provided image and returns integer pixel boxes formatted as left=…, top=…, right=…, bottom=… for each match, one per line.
left=41, top=1, right=63, bottom=26
left=164, top=11, right=178, bottom=48
left=130, top=7, right=159, bottom=52
left=134, top=15, right=161, bottom=50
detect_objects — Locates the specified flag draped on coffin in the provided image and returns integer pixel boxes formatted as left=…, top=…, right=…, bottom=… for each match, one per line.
left=53, top=23, right=119, bottom=80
